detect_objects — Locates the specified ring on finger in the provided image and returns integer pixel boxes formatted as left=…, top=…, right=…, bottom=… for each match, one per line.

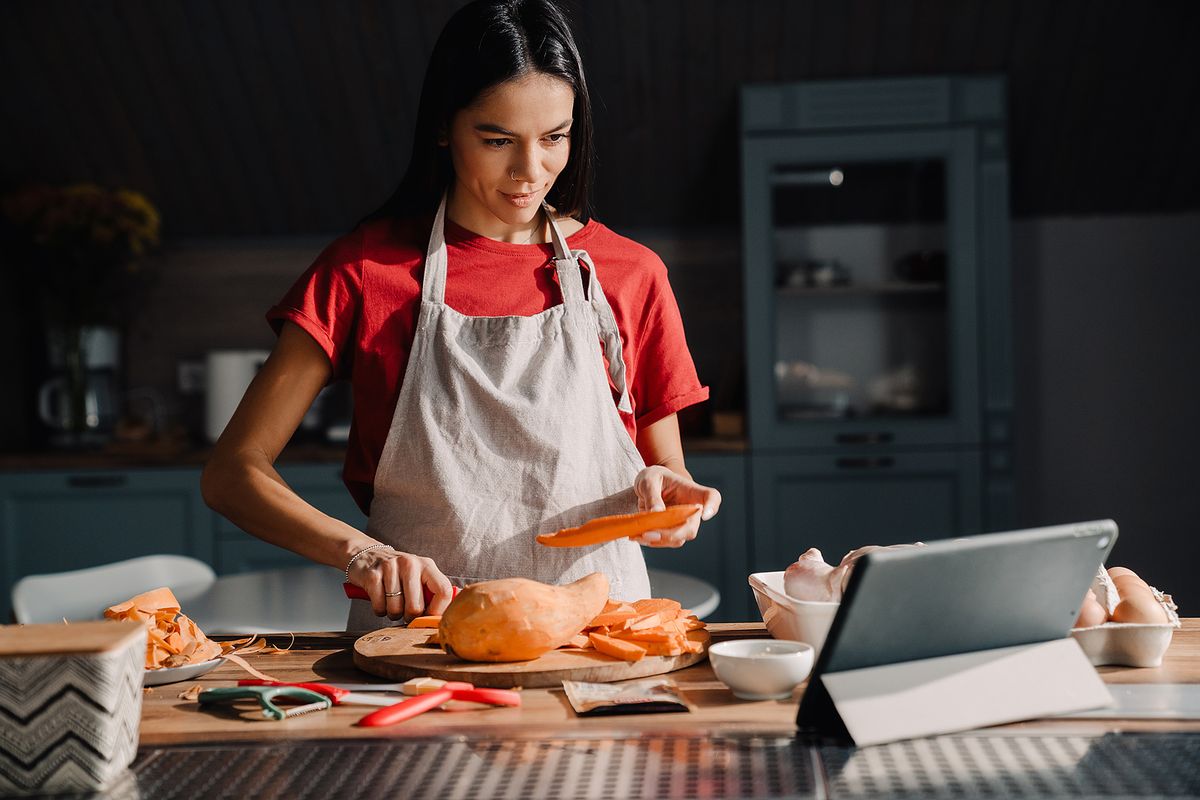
left=384, top=590, right=403, bottom=597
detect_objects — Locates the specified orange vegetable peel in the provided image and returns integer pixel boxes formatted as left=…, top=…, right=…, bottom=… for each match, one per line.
left=536, top=504, right=703, bottom=548
left=104, top=586, right=223, bottom=670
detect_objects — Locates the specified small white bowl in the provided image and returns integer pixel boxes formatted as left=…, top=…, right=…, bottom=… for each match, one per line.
left=748, top=572, right=840, bottom=657
left=708, top=639, right=814, bottom=700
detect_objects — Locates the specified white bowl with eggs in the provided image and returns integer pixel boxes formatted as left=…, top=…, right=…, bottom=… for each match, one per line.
left=747, top=571, right=840, bottom=657
left=708, top=638, right=815, bottom=700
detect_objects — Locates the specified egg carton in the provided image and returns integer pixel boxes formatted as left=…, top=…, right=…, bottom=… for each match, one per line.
left=1070, top=568, right=1181, bottom=668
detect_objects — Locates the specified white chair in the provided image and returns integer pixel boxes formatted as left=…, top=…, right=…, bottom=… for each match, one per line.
left=11, top=555, right=216, bottom=624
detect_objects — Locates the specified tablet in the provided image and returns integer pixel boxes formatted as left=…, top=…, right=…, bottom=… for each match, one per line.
left=796, top=520, right=1118, bottom=735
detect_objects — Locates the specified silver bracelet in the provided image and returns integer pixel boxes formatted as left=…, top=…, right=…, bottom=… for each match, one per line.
left=344, top=543, right=391, bottom=580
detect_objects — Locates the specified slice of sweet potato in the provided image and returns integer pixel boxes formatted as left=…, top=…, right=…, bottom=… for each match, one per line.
left=588, top=632, right=647, bottom=662
left=613, top=628, right=673, bottom=643
left=587, top=606, right=637, bottom=628
left=536, top=505, right=703, bottom=548
left=561, top=633, right=591, bottom=649
left=639, top=639, right=686, bottom=657
left=632, top=598, right=683, bottom=616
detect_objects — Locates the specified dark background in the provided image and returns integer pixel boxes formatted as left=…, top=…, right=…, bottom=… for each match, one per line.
left=1, top=1, right=1198, bottom=609
left=3, top=1, right=1197, bottom=231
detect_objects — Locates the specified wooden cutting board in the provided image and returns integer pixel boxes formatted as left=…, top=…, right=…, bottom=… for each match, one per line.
left=352, top=627, right=710, bottom=688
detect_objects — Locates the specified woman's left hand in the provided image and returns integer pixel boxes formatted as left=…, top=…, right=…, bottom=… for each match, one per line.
left=632, top=465, right=722, bottom=548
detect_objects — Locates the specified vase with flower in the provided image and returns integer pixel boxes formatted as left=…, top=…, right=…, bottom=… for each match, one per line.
left=2, top=183, right=160, bottom=447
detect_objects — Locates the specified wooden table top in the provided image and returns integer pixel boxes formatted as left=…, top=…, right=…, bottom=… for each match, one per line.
left=138, top=620, right=1200, bottom=747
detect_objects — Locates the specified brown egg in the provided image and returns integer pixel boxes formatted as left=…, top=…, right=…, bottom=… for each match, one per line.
left=1110, top=581, right=1168, bottom=625
left=1106, top=566, right=1139, bottom=582
left=1074, top=592, right=1108, bottom=628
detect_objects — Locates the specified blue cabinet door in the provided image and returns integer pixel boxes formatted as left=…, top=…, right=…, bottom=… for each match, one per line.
left=749, top=450, right=983, bottom=574
left=0, top=468, right=209, bottom=621
left=640, top=453, right=750, bottom=621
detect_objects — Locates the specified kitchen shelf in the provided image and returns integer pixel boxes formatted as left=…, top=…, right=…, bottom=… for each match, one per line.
left=740, top=75, right=1015, bottom=554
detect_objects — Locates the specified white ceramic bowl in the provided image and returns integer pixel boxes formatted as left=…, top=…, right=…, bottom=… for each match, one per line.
left=748, top=571, right=840, bottom=657
left=708, top=639, right=814, bottom=700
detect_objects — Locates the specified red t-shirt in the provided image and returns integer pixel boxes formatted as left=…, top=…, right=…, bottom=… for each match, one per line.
left=267, top=215, right=709, bottom=515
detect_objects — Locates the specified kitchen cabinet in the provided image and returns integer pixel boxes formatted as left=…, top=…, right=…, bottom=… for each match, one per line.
left=0, top=468, right=212, bottom=621
left=739, top=76, right=1013, bottom=558
left=749, top=451, right=982, bottom=572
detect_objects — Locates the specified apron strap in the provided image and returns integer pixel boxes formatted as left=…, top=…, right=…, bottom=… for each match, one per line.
left=545, top=203, right=587, bottom=306
left=576, top=249, right=634, bottom=414
left=422, top=194, right=451, bottom=304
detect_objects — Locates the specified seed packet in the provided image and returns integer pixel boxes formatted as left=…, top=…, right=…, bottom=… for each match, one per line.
left=562, top=678, right=693, bottom=716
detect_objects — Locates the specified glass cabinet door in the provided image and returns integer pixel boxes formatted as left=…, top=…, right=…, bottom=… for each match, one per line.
left=742, top=130, right=980, bottom=449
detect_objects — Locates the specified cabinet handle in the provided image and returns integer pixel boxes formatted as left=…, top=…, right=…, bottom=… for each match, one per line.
left=835, top=457, right=895, bottom=470
left=67, top=474, right=129, bottom=489
left=835, top=432, right=894, bottom=445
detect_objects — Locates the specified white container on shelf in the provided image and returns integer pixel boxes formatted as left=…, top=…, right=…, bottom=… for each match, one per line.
left=204, top=349, right=269, bottom=442
left=748, top=571, right=840, bottom=657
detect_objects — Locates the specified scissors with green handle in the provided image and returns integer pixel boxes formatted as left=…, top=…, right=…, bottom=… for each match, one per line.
left=198, top=685, right=332, bottom=721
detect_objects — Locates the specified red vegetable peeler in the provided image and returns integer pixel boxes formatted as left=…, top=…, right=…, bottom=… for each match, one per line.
left=355, top=682, right=521, bottom=727
left=342, top=583, right=460, bottom=603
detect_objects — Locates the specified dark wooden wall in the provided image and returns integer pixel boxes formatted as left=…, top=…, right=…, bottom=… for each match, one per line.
left=2, top=1, right=1198, bottom=236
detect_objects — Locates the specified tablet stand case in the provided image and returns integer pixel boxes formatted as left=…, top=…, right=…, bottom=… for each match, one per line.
left=797, top=637, right=1112, bottom=746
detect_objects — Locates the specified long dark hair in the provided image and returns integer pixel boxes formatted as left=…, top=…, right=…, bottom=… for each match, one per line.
left=365, top=0, right=594, bottom=224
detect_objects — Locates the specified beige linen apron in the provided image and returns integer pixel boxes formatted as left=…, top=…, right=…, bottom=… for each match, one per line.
left=348, top=195, right=652, bottom=630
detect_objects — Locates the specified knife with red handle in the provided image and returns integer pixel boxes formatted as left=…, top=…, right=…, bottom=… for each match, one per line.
left=355, top=685, right=521, bottom=727
left=342, top=583, right=460, bottom=603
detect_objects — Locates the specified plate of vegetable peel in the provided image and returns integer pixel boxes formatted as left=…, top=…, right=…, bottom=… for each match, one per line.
left=103, top=587, right=288, bottom=686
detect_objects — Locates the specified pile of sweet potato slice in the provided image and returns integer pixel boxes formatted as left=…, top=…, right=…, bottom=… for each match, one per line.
left=566, top=598, right=707, bottom=662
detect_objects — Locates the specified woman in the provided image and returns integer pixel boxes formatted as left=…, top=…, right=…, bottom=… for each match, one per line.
left=201, top=0, right=720, bottom=630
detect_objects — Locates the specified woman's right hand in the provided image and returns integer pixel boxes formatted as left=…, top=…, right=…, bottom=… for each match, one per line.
left=347, top=547, right=456, bottom=620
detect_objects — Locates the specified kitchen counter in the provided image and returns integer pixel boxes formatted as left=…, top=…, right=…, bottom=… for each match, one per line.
left=141, top=620, right=1200, bottom=747
left=116, top=621, right=1200, bottom=798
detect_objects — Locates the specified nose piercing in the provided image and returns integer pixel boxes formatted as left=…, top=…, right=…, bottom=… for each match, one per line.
left=510, top=170, right=521, bottom=182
